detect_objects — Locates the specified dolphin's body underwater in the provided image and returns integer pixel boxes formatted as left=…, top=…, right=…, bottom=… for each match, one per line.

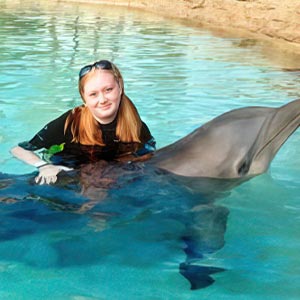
left=0, top=99, right=299, bottom=290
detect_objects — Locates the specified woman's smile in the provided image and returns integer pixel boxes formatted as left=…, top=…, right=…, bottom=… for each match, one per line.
left=97, top=103, right=112, bottom=111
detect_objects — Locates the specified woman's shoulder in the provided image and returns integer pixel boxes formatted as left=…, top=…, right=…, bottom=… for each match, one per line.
left=140, top=121, right=151, bottom=136
left=43, top=107, right=81, bottom=133
left=51, top=108, right=75, bottom=122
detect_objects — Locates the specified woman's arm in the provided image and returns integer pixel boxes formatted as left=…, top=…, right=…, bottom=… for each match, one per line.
left=10, top=145, right=59, bottom=184
left=10, top=145, right=47, bottom=166
left=10, top=145, right=72, bottom=185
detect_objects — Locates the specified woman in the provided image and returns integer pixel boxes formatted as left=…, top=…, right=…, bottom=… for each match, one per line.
left=11, top=60, right=156, bottom=185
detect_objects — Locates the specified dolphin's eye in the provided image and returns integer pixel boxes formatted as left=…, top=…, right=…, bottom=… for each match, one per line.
left=238, top=160, right=249, bottom=176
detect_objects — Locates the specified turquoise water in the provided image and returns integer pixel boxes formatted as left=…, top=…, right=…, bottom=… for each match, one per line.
left=0, top=1, right=300, bottom=299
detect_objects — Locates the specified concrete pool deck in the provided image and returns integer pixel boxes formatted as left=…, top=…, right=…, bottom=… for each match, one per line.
left=58, top=0, right=300, bottom=56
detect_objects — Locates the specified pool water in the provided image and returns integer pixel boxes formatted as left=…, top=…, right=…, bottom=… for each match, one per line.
left=0, top=1, right=300, bottom=299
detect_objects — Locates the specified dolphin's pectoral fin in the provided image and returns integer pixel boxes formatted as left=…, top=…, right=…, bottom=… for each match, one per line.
left=179, top=262, right=226, bottom=290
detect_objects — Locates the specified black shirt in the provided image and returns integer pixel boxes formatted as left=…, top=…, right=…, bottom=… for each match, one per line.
left=19, top=109, right=156, bottom=167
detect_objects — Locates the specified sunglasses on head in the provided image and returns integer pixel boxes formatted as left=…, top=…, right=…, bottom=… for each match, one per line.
left=79, top=60, right=113, bottom=79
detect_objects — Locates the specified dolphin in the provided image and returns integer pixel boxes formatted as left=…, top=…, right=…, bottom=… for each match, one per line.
left=0, top=99, right=299, bottom=290
left=149, top=98, right=300, bottom=179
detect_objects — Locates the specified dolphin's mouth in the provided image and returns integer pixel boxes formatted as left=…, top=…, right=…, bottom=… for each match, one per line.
left=255, top=111, right=300, bottom=159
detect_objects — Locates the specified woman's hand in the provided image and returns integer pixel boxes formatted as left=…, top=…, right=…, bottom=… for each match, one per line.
left=35, top=164, right=73, bottom=185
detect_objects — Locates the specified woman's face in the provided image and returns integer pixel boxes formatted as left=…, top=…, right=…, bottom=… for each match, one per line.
left=82, top=70, right=122, bottom=124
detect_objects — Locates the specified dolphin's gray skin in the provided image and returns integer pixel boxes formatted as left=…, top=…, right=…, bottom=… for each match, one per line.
left=150, top=99, right=300, bottom=178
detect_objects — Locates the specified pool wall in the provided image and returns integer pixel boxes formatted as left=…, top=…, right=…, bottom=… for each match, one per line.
left=58, top=0, right=300, bottom=53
